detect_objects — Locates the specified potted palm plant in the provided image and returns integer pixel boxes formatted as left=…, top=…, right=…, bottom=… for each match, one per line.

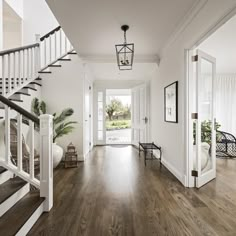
left=31, top=98, right=77, bottom=168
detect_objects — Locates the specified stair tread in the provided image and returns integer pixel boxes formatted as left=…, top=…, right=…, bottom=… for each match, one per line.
left=38, top=71, right=52, bottom=74
left=0, top=191, right=44, bottom=236
left=0, top=167, right=7, bottom=174
left=30, top=82, right=42, bottom=86
left=0, top=176, right=27, bottom=204
left=15, top=92, right=31, bottom=96
left=9, top=98, right=23, bottom=102
left=68, top=52, right=77, bottom=55
left=24, top=86, right=37, bottom=91
left=48, top=64, right=62, bottom=67
left=58, top=58, right=71, bottom=61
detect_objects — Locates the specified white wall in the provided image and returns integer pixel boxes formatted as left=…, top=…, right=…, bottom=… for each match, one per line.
left=150, top=0, right=236, bottom=186
left=5, top=0, right=23, bottom=18
left=41, top=56, right=94, bottom=160
left=22, top=0, right=58, bottom=45
left=0, top=0, right=23, bottom=50
left=3, top=1, right=22, bottom=49
left=0, top=1, right=3, bottom=49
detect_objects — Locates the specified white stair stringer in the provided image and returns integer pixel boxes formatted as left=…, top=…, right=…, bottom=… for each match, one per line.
left=16, top=201, right=44, bottom=236
left=0, top=183, right=30, bottom=217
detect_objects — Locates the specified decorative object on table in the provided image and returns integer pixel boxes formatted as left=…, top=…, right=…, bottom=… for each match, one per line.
left=216, top=130, right=236, bottom=158
left=64, top=142, right=78, bottom=168
left=139, top=142, right=162, bottom=166
left=115, top=25, right=134, bottom=70
left=31, top=98, right=77, bottom=168
left=164, top=81, right=178, bottom=123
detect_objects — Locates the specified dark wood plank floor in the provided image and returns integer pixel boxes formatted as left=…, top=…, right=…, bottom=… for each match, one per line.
left=29, top=146, right=236, bottom=236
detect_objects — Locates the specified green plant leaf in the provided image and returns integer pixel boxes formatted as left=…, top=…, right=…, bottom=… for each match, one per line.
left=40, top=101, right=47, bottom=114
left=31, top=98, right=40, bottom=116
left=53, top=125, right=76, bottom=142
left=54, top=108, right=74, bottom=125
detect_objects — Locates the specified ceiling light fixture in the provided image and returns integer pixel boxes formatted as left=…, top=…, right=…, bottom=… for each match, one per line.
left=115, top=25, right=134, bottom=70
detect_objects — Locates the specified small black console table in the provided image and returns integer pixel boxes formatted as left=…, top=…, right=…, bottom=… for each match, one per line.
left=139, top=142, right=162, bottom=166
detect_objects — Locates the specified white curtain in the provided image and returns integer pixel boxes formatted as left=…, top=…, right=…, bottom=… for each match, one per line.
left=215, top=75, right=236, bottom=137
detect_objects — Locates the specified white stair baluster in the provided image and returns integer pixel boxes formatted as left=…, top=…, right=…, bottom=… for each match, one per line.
left=49, top=35, right=52, bottom=63
left=29, top=120, right=35, bottom=179
left=22, top=50, right=25, bottom=83
left=17, top=113, right=23, bottom=172
left=2, top=56, right=6, bottom=96
left=60, top=29, right=62, bottom=57
left=44, top=40, right=47, bottom=67
left=13, top=52, right=17, bottom=90
left=55, top=32, right=57, bottom=60
left=31, top=48, right=34, bottom=79
left=64, top=31, right=67, bottom=53
left=18, top=51, right=21, bottom=86
left=8, top=54, right=11, bottom=94
left=5, top=105, right=10, bottom=164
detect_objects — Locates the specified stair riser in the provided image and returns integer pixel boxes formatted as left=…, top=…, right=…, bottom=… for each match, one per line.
left=0, top=183, right=30, bottom=217
left=0, top=171, right=13, bottom=185
left=9, top=94, right=23, bottom=101
left=16, top=202, right=44, bottom=236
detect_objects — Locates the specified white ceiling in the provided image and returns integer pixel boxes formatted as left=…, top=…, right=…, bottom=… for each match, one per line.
left=199, top=15, right=236, bottom=74
left=46, top=0, right=196, bottom=79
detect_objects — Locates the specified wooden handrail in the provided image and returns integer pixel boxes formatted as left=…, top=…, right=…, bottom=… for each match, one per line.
left=0, top=94, right=39, bottom=125
left=40, top=26, right=61, bottom=41
left=0, top=43, right=40, bottom=56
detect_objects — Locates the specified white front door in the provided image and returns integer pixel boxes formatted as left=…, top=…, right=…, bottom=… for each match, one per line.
left=131, top=83, right=149, bottom=146
left=195, top=50, right=216, bottom=188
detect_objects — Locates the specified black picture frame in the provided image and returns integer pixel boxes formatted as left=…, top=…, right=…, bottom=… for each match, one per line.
left=164, top=81, right=178, bottom=123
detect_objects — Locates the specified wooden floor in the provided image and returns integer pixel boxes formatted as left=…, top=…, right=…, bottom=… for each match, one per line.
left=29, top=146, right=236, bottom=236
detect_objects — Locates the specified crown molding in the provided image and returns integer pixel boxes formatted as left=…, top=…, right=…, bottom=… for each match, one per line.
left=159, top=0, right=208, bottom=58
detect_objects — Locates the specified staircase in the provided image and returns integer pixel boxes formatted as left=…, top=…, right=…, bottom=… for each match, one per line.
left=0, top=26, right=77, bottom=235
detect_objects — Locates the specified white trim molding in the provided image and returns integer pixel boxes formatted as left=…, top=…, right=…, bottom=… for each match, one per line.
left=161, top=158, right=187, bottom=186
left=160, top=0, right=208, bottom=57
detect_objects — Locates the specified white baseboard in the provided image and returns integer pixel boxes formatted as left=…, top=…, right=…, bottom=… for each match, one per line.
left=161, top=158, right=186, bottom=186
left=16, top=201, right=44, bottom=236
left=0, top=183, right=30, bottom=217
left=0, top=170, right=13, bottom=185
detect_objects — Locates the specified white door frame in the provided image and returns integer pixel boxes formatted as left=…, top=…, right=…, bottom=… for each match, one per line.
left=94, top=88, right=106, bottom=145
left=185, top=7, right=236, bottom=187
left=131, top=82, right=150, bottom=147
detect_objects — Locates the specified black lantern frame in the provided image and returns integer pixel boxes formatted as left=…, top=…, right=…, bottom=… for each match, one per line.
left=115, top=25, right=134, bottom=70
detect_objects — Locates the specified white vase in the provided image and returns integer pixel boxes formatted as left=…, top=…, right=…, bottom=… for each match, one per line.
left=52, top=143, right=63, bottom=168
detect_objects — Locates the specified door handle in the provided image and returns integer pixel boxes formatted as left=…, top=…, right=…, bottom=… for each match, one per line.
left=142, top=117, right=148, bottom=124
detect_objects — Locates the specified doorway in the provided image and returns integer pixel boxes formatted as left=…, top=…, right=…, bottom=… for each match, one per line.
left=186, top=12, right=236, bottom=188
left=106, top=89, right=131, bottom=144
left=94, top=83, right=150, bottom=146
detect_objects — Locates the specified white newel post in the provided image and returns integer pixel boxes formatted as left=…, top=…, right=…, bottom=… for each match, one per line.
left=39, top=114, right=53, bottom=212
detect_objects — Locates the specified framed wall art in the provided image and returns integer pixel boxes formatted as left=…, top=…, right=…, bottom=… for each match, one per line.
left=164, top=81, right=178, bottom=123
